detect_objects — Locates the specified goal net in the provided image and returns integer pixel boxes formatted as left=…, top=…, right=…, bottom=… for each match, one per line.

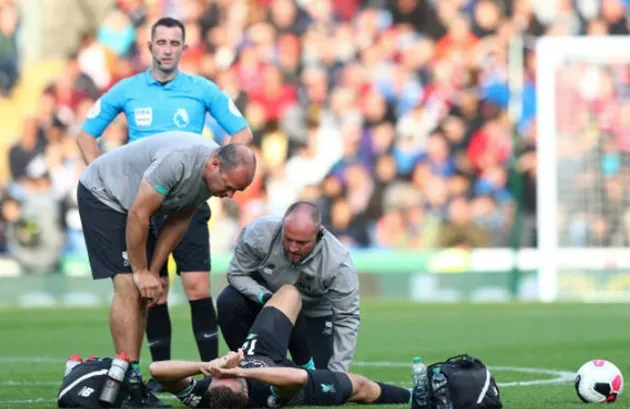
left=536, top=36, right=630, bottom=302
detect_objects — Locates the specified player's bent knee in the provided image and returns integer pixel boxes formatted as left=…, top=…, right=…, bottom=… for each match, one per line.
left=276, top=284, right=301, bottom=305
left=347, top=373, right=379, bottom=403
left=181, top=271, right=211, bottom=301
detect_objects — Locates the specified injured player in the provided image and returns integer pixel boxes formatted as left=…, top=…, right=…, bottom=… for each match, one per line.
left=149, top=285, right=411, bottom=408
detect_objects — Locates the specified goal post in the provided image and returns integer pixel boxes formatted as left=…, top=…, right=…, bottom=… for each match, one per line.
left=536, top=36, right=630, bottom=302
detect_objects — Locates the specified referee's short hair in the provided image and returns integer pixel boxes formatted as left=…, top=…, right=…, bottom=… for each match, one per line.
left=151, top=17, right=186, bottom=41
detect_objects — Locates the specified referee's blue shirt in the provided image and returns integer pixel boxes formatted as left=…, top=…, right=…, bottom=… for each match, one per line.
left=82, top=69, right=248, bottom=142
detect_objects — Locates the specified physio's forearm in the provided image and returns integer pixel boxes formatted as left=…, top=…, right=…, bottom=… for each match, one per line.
left=149, top=215, right=192, bottom=273
left=126, top=209, right=150, bottom=273
left=227, top=273, right=270, bottom=303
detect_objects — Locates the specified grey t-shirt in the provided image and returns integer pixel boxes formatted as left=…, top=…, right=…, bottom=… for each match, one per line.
left=79, top=131, right=219, bottom=214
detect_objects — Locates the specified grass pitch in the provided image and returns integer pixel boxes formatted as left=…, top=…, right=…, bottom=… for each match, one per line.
left=0, top=301, right=628, bottom=408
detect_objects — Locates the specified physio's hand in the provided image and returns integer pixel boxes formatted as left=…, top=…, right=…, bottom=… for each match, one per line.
left=132, top=270, right=162, bottom=306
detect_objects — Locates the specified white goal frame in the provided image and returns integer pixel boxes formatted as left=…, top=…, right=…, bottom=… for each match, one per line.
left=536, top=36, right=630, bottom=302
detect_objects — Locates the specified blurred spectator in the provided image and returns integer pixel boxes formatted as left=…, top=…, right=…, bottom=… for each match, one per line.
left=2, top=175, right=65, bottom=274
left=439, top=196, right=489, bottom=249
left=64, top=53, right=101, bottom=100
left=9, top=117, right=47, bottom=185
left=0, top=0, right=19, bottom=96
left=7, top=0, right=630, bottom=265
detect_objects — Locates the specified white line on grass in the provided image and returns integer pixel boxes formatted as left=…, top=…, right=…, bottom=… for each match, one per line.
left=0, top=381, right=59, bottom=386
left=351, top=361, right=576, bottom=387
left=0, top=398, right=53, bottom=404
left=0, top=396, right=182, bottom=404
left=0, top=357, right=60, bottom=363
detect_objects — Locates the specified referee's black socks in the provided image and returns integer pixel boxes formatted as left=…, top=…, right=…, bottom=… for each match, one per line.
left=190, top=297, right=218, bottom=362
left=146, top=303, right=172, bottom=362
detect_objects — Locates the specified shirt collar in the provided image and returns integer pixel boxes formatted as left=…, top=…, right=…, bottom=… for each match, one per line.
left=145, top=68, right=182, bottom=87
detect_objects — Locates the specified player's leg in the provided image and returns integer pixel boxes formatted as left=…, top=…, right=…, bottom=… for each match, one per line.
left=345, top=373, right=411, bottom=405
left=304, top=315, right=334, bottom=369
left=288, top=313, right=316, bottom=369
left=175, top=203, right=218, bottom=362
left=240, top=285, right=302, bottom=363
left=264, top=284, right=302, bottom=323
left=146, top=216, right=173, bottom=368
left=216, top=285, right=262, bottom=351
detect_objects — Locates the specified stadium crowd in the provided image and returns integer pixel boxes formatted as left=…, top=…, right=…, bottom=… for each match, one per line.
left=1, top=0, right=630, bottom=272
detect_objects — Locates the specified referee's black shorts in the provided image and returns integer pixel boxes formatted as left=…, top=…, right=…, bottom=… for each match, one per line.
left=77, top=182, right=167, bottom=280
left=151, top=201, right=211, bottom=274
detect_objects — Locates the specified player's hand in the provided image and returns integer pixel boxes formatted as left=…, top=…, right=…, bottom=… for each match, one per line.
left=201, top=349, right=244, bottom=377
left=220, top=349, right=245, bottom=368
left=132, top=270, right=162, bottom=306
left=207, top=364, right=242, bottom=379
left=202, top=358, right=242, bottom=378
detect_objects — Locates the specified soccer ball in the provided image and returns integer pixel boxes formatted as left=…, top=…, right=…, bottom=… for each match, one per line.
left=575, top=360, right=624, bottom=403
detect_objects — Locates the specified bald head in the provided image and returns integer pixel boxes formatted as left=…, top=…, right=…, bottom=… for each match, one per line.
left=205, top=144, right=257, bottom=198
left=282, top=202, right=322, bottom=264
left=218, top=143, right=257, bottom=175
left=284, top=201, right=321, bottom=227
left=219, top=143, right=257, bottom=189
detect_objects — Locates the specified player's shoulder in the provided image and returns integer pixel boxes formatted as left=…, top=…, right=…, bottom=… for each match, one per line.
left=178, top=377, right=212, bottom=408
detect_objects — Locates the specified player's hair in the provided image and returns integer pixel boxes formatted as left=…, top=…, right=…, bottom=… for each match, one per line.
left=217, top=144, right=256, bottom=173
left=205, top=385, right=248, bottom=409
left=283, top=201, right=322, bottom=228
left=151, top=17, right=186, bottom=41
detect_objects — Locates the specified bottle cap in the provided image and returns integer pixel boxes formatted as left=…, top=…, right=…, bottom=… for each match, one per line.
left=116, top=352, right=130, bottom=362
left=413, top=357, right=421, bottom=364
left=67, top=354, right=83, bottom=362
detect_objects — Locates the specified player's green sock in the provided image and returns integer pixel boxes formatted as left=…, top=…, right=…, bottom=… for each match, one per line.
left=301, top=357, right=315, bottom=370
left=129, top=361, right=142, bottom=383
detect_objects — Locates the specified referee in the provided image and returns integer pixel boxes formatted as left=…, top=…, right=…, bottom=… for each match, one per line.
left=77, top=17, right=252, bottom=398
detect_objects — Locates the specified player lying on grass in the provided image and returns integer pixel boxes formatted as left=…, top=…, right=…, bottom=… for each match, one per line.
left=149, top=285, right=411, bottom=408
